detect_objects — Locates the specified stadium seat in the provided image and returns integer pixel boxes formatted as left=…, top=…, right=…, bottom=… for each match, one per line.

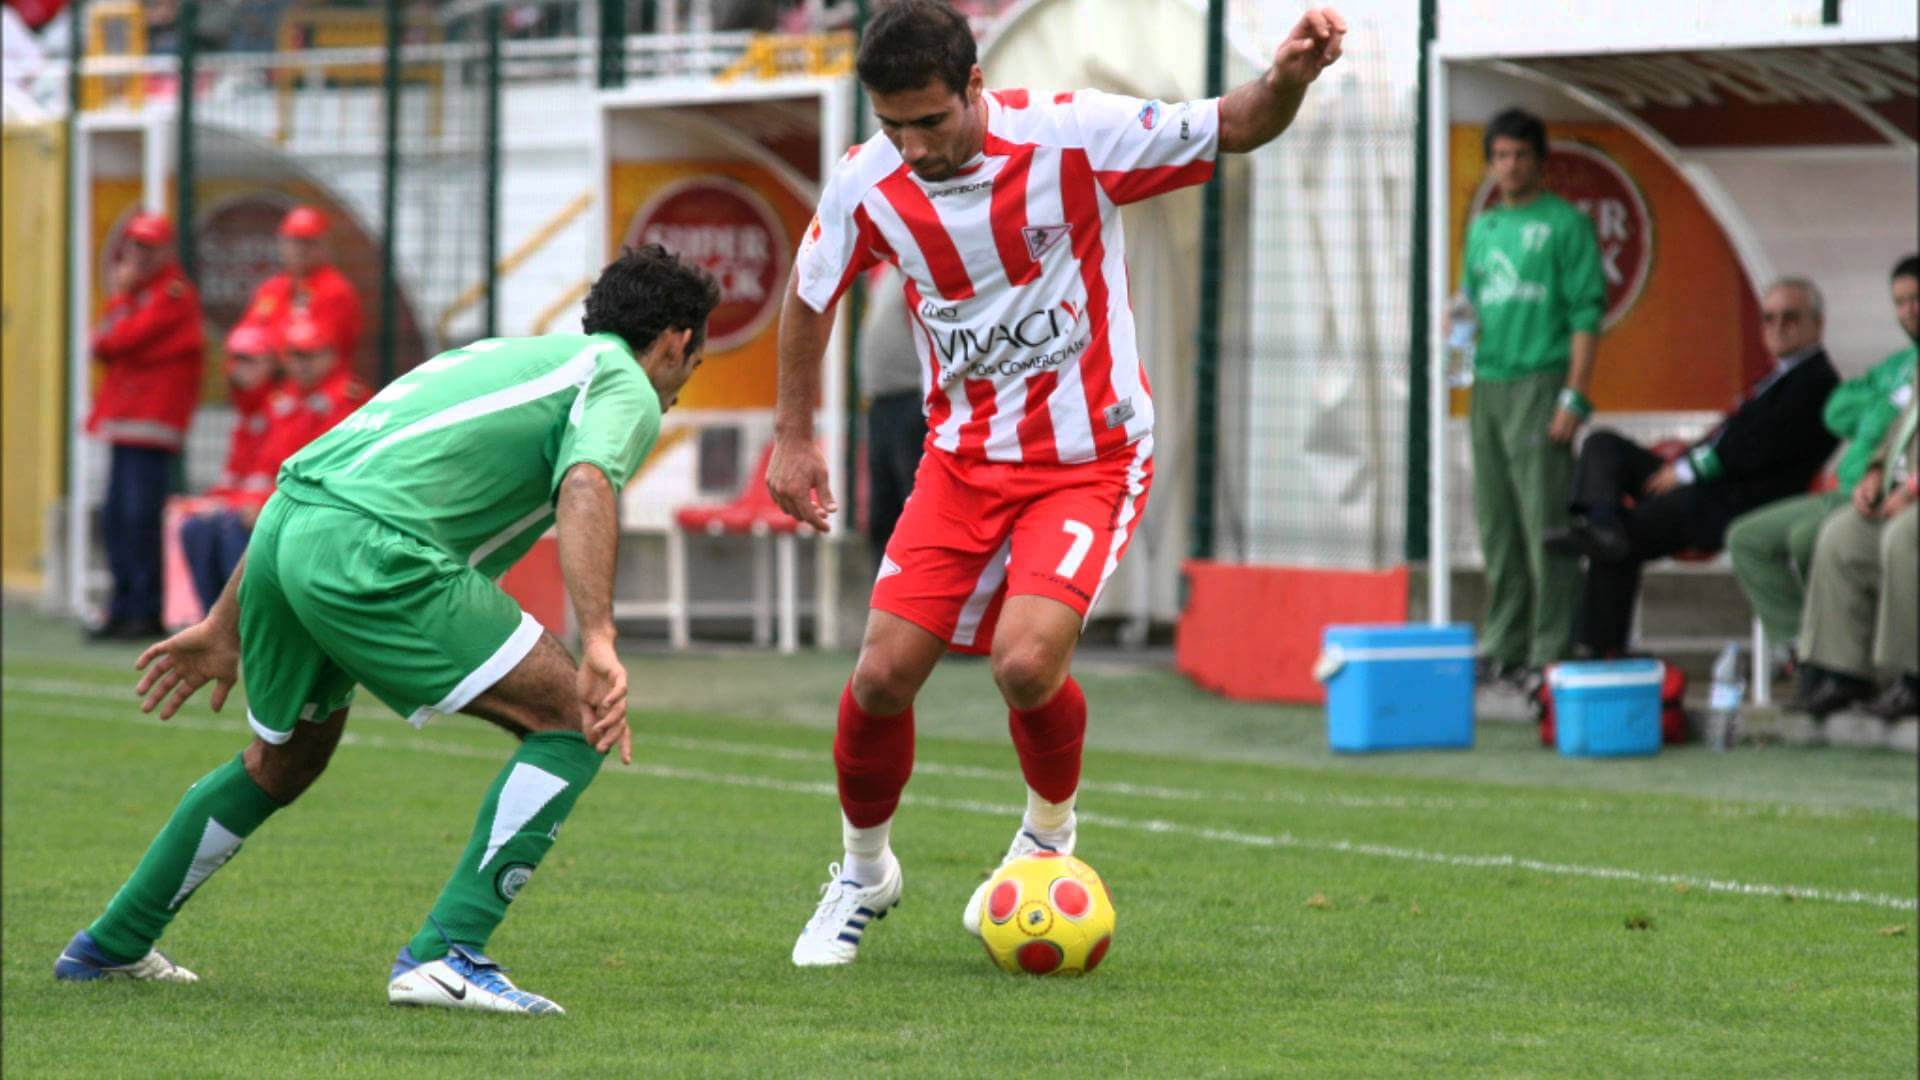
left=664, top=442, right=825, bottom=655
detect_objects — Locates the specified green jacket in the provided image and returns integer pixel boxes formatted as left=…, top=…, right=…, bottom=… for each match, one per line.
left=1824, top=344, right=1918, bottom=494
left=1461, top=192, right=1606, bottom=382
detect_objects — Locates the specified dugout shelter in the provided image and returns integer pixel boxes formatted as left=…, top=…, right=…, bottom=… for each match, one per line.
left=1421, top=8, right=1917, bottom=681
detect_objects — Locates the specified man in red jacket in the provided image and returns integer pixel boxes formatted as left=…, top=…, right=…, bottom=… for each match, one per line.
left=255, top=314, right=371, bottom=468
left=178, top=320, right=283, bottom=611
left=241, top=205, right=364, bottom=362
left=86, top=212, right=206, bottom=641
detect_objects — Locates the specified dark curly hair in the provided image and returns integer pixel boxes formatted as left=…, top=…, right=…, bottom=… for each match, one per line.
left=1483, top=107, right=1548, bottom=162
left=582, top=243, right=721, bottom=356
left=856, top=0, right=976, bottom=97
left=1893, top=254, right=1919, bottom=283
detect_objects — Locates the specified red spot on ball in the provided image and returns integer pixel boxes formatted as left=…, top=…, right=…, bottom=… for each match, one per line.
left=1052, top=878, right=1091, bottom=919
left=1085, top=934, right=1111, bottom=972
left=988, top=880, right=1020, bottom=923
left=1016, top=940, right=1063, bottom=974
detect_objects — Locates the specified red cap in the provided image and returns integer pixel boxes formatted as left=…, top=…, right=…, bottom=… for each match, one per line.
left=278, top=205, right=330, bottom=239
left=282, top=316, right=332, bottom=354
left=226, top=320, right=279, bottom=357
left=125, top=212, right=174, bottom=247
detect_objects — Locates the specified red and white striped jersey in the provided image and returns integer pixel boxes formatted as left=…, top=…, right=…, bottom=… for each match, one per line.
left=795, top=88, right=1221, bottom=465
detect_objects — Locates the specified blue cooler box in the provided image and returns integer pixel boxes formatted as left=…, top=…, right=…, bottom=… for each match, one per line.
left=1549, top=660, right=1664, bottom=757
left=1317, top=624, right=1475, bottom=753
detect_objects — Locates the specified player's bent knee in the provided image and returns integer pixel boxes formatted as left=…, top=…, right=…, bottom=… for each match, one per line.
left=242, top=709, right=346, bottom=804
left=992, top=647, right=1067, bottom=711
left=851, top=649, right=921, bottom=716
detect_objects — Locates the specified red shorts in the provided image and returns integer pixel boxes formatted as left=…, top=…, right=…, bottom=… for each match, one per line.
left=872, top=438, right=1154, bottom=655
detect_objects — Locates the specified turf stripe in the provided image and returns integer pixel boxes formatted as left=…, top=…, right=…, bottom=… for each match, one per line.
left=15, top=692, right=1915, bottom=913
left=2, top=676, right=1896, bottom=824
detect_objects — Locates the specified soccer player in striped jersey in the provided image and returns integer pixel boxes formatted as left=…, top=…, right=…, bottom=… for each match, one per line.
left=775, top=0, right=1346, bottom=965
left=54, top=245, right=719, bottom=1015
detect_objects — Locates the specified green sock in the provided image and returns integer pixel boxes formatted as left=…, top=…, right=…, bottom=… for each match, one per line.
left=88, top=754, right=282, bottom=963
left=407, top=731, right=604, bottom=962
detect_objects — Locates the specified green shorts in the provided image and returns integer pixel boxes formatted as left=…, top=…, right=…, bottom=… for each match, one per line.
left=238, top=494, right=543, bottom=745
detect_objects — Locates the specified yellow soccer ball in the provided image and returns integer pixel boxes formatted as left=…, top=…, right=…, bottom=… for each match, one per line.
left=978, top=852, right=1115, bottom=976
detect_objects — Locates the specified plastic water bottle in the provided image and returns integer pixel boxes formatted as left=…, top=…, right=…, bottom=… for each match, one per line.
left=1445, top=292, right=1477, bottom=388
left=1707, top=641, right=1745, bottom=751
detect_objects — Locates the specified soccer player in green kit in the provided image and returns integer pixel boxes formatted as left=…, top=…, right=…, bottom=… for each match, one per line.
left=53, top=245, right=719, bottom=1016
left=1458, top=108, right=1606, bottom=686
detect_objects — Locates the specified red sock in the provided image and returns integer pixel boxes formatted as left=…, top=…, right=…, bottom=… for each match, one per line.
left=833, top=681, right=915, bottom=828
left=1008, top=677, right=1086, bottom=804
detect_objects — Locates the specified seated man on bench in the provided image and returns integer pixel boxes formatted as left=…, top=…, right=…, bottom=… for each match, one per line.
left=1546, top=278, right=1839, bottom=657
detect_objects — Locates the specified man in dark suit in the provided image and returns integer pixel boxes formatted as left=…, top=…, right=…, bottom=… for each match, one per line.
left=1546, top=278, right=1840, bottom=656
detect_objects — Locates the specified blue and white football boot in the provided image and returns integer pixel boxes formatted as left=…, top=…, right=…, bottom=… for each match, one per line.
left=53, top=929, right=199, bottom=983
left=962, top=819, right=1077, bottom=937
left=790, top=855, right=903, bottom=967
left=387, top=943, right=564, bottom=1015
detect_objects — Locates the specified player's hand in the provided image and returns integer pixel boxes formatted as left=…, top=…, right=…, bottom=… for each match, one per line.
left=1642, top=462, right=1681, bottom=497
left=1270, top=7, right=1346, bottom=89
left=1879, top=481, right=1914, bottom=520
left=134, top=619, right=240, bottom=720
left=576, top=633, right=631, bottom=765
left=1547, top=407, right=1581, bottom=444
left=1853, top=468, right=1884, bottom=518
left=766, top=434, right=837, bottom=534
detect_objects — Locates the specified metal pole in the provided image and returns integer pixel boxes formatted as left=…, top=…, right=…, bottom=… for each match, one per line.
left=63, top=0, right=85, bottom=523
left=1404, top=0, right=1434, bottom=566
left=1425, top=35, right=1452, bottom=627
left=377, top=0, right=402, bottom=385
left=845, top=0, right=870, bottom=537
left=482, top=3, right=502, bottom=339
left=1190, top=0, right=1226, bottom=561
left=598, top=0, right=626, bottom=89
left=175, top=0, right=198, bottom=282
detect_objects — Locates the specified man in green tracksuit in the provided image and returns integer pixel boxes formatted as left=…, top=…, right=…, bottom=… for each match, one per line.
left=1727, top=254, right=1919, bottom=666
left=1459, top=108, right=1606, bottom=685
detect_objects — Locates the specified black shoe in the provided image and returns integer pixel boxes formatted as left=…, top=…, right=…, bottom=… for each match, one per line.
left=1792, top=672, right=1875, bottom=719
left=1474, top=657, right=1519, bottom=689
left=87, top=617, right=164, bottom=643
left=113, top=618, right=167, bottom=642
left=84, top=619, right=129, bottom=642
left=1543, top=520, right=1631, bottom=562
left=1863, top=677, right=1920, bottom=721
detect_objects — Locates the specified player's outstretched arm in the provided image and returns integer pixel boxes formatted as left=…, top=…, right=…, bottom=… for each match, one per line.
left=555, top=463, right=631, bottom=764
left=1218, top=6, right=1346, bottom=154
left=768, top=273, right=839, bottom=534
left=134, top=554, right=244, bottom=719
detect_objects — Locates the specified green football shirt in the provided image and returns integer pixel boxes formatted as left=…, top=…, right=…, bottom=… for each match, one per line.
left=1461, top=192, right=1607, bottom=382
left=274, top=332, right=661, bottom=580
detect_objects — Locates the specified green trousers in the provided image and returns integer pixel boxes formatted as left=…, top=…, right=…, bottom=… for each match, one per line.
left=1726, top=490, right=1847, bottom=644
left=1470, top=369, right=1578, bottom=666
left=1801, top=503, right=1919, bottom=678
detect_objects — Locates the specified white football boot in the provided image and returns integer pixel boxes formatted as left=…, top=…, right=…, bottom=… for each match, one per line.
left=53, top=930, right=198, bottom=983
left=962, top=822, right=1076, bottom=937
left=791, top=855, right=903, bottom=967
left=388, top=943, right=564, bottom=1016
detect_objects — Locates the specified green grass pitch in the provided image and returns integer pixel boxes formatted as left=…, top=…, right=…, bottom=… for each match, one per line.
left=3, top=607, right=1915, bottom=1076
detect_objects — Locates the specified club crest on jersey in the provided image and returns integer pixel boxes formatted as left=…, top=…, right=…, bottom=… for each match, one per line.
left=1023, top=224, right=1070, bottom=261
left=1138, top=101, right=1161, bottom=131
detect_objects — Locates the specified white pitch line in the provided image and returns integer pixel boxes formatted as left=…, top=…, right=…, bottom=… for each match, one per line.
left=12, top=693, right=1917, bottom=913
left=2, top=676, right=1896, bottom=823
